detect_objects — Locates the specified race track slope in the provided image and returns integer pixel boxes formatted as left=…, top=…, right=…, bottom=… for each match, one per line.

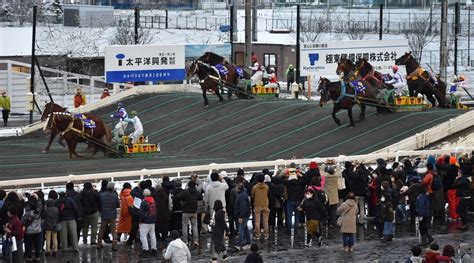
left=0, top=92, right=464, bottom=180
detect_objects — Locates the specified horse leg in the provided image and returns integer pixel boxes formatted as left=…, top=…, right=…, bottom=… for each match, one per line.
left=42, top=131, right=57, bottom=153
left=216, top=86, right=224, bottom=104
left=202, top=88, right=209, bottom=107
left=70, top=140, right=83, bottom=159
left=347, top=106, right=355, bottom=128
left=359, top=103, right=366, bottom=121
left=332, top=104, right=341, bottom=126
left=426, top=93, right=437, bottom=107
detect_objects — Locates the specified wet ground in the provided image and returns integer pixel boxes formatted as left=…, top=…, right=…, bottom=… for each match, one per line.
left=40, top=218, right=473, bottom=262
left=0, top=92, right=464, bottom=180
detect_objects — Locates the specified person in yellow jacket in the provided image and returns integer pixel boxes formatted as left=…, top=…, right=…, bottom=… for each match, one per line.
left=73, top=88, right=86, bottom=108
left=0, top=91, right=11, bottom=126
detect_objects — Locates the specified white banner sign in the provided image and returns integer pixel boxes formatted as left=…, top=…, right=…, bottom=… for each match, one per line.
left=300, top=39, right=409, bottom=77
left=105, top=45, right=186, bottom=83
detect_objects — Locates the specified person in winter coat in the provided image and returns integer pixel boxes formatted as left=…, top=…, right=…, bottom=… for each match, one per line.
left=285, top=64, right=295, bottom=91
left=55, top=189, right=81, bottom=252
left=445, top=156, right=460, bottom=220
left=211, top=200, right=229, bottom=261
left=164, top=230, right=191, bottom=262
left=117, top=183, right=133, bottom=241
left=170, top=180, right=184, bottom=234
left=175, top=181, right=202, bottom=246
left=350, top=163, right=369, bottom=225
left=22, top=193, right=43, bottom=261
left=402, top=177, right=423, bottom=225
left=336, top=192, right=358, bottom=252
left=4, top=206, right=24, bottom=263
left=406, top=246, right=423, bottom=263
left=340, top=161, right=355, bottom=200
left=79, top=182, right=100, bottom=246
left=128, top=181, right=146, bottom=245
left=154, top=185, right=170, bottom=243
left=425, top=243, right=452, bottom=263
left=234, top=179, right=251, bottom=250
left=416, top=187, right=433, bottom=246
left=97, top=182, right=120, bottom=250
left=270, top=176, right=287, bottom=229
left=283, top=166, right=306, bottom=233
left=305, top=161, right=321, bottom=187
left=299, top=189, right=328, bottom=247
left=139, top=189, right=158, bottom=258
left=0, top=192, right=24, bottom=236
left=322, top=162, right=340, bottom=227
left=378, top=193, right=394, bottom=242
left=458, top=243, right=472, bottom=263
left=43, top=199, right=59, bottom=256
left=455, top=169, right=471, bottom=231
left=66, top=182, right=84, bottom=244
left=251, top=174, right=270, bottom=240
left=205, top=172, right=229, bottom=215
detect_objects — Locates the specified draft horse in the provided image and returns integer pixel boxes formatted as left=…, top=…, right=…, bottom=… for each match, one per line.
left=187, top=60, right=239, bottom=107
left=395, top=52, right=447, bottom=108
left=44, top=111, right=112, bottom=159
left=318, top=77, right=381, bottom=128
left=41, top=102, right=67, bottom=153
left=336, top=57, right=391, bottom=90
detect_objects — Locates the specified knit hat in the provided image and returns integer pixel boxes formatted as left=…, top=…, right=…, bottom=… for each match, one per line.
left=143, top=189, right=151, bottom=197
left=415, top=162, right=427, bottom=175
left=237, top=168, right=245, bottom=176
left=309, top=161, right=318, bottom=169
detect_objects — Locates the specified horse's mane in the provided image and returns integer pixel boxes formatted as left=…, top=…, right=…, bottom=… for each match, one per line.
left=198, top=52, right=225, bottom=65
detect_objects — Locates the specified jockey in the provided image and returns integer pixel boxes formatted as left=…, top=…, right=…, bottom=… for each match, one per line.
left=251, top=65, right=263, bottom=87
left=251, top=62, right=260, bottom=73
left=110, top=102, right=128, bottom=137
left=264, top=67, right=279, bottom=88
left=385, top=65, right=405, bottom=96
left=123, top=111, right=143, bottom=145
left=449, top=75, right=467, bottom=106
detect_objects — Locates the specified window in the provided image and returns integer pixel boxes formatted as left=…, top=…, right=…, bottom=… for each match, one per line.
left=264, top=53, right=276, bottom=69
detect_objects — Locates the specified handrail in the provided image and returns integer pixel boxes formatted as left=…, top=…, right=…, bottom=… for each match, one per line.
left=1, top=148, right=472, bottom=189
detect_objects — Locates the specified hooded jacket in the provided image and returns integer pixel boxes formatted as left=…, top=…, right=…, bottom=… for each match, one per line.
left=79, top=188, right=100, bottom=216
left=99, top=190, right=120, bottom=220
left=455, top=175, right=471, bottom=198
left=204, top=181, right=229, bottom=210
left=251, top=182, right=269, bottom=208
left=336, top=199, right=358, bottom=233
left=405, top=256, right=423, bottom=263
left=43, top=199, right=59, bottom=231
left=283, top=177, right=305, bottom=202
left=117, top=188, right=133, bottom=233
left=234, top=188, right=251, bottom=219
left=164, top=238, right=192, bottom=262
left=301, top=196, right=328, bottom=221
left=459, top=243, right=472, bottom=263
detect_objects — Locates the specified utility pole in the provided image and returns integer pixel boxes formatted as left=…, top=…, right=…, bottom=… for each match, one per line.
left=134, top=6, right=140, bottom=44
left=439, top=0, right=448, bottom=83
left=468, top=3, right=472, bottom=67
left=230, top=2, right=235, bottom=63
left=454, top=2, right=460, bottom=76
left=379, top=4, right=383, bottom=40
left=252, top=0, right=257, bottom=42
left=296, top=4, right=300, bottom=84
left=244, top=0, right=252, bottom=67
left=29, top=5, right=37, bottom=125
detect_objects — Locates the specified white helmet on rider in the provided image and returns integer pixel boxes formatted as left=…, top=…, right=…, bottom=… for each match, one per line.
left=269, top=67, right=275, bottom=72
left=252, top=62, right=259, bottom=70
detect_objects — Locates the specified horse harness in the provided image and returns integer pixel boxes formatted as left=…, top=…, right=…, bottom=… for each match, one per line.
left=49, top=112, right=94, bottom=138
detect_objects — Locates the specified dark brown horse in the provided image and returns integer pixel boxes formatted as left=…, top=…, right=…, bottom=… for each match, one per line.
left=354, top=58, right=393, bottom=90
left=44, top=112, right=112, bottom=159
left=318, top=77, right=381, bottom=127
left=395, top=52, right=447, bottom=107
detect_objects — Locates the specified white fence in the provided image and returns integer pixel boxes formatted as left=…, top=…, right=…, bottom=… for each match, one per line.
left=1, top=148, right=472, bottom=191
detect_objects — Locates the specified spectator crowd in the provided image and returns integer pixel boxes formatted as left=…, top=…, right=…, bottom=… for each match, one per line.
left=0, top=152, right=473, bottom=262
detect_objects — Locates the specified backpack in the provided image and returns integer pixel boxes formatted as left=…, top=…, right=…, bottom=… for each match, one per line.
left=431, top=173, right=442, bottom=191
left=315, top=189, right=328, bottom=205
left=145, top=200, right=157, bottom=217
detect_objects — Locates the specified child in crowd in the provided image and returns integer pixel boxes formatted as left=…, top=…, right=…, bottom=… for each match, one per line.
left=245, top=244, right=263, bottom=263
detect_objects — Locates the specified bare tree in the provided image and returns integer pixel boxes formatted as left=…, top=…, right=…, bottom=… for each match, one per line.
left=110, top=14, right=153, bottom=45
left=300, top=13, right=329, bottom=42
left=403, top=15, right=437, bottom=63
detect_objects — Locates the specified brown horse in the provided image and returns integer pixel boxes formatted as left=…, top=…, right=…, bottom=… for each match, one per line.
left=336, top=58, right=390, bottom=90
left=318, top=77, right=381, bottom=127
left=44, top=112, right=112, bottom=159
left=395, top=52, right=447, bottom=108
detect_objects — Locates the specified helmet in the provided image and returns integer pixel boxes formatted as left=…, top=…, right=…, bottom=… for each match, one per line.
left=459, top=75, right=465, bottom=81
left=392, top=65, right=399, bottom=71
left=117, top=102, right=124, bottom=108
left=260, top=66, right=266, bottom=71
left=253, top=62, right=259, bottom=68
left=130, top=111, right=138, bottom=117
left=289, top=64, right=294, bottom=69
left=269, top=67, right=275, bottom=72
